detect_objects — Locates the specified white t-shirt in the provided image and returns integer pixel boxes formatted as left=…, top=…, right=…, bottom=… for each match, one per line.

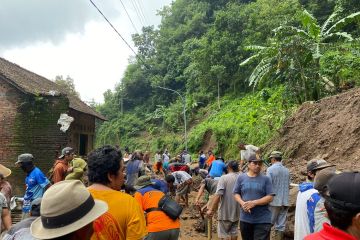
left=154, top=153, right=161, bottom=163
left=240, top=145, right=259, bottom=161
left=172, top=171, right=192, bottom=186
left=294, top=187, right=318, bottom=240
left=162, top=153, right=170, bottom=163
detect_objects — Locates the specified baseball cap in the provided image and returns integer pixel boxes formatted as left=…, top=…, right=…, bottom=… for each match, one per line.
left=269, top=151, right=282, bottom=159
left=15, top=153, right=34, bottom=165
left=59, top=147, right=74, bottom=158
left=307, top=159, right=335, bottom=172
left=314, top=168, right=336, bottom=193
left=326, top=171, right=360, bottom=210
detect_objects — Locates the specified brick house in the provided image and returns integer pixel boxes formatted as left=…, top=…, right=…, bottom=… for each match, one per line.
left=0, top=57, right=106, bottom=193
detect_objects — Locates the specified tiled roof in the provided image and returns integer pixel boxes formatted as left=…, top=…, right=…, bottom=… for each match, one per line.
left=0, top=57, right=106, bottom=120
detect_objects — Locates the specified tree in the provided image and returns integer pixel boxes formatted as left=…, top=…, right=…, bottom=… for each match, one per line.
left=54, top=75, right=80, bottom=98
left=240, top=8, right=360, bottom=102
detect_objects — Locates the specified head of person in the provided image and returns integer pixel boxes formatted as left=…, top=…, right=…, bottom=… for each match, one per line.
left=165, top=175, right=175, bottom=188
left=131, top=150, right=143, bottom=161
left=216, top=155, right=225, bottom=162
left=199, top=150, right=203, bottom=155
left=226, top=160, right=239, bottom=173
left=87, top=145, right=124, bottom=190
left=306, top=159, right=335, bottom=181
left=0, top=164, right=11, bottom=182
left=269, top=151, right=282, bottom=164
left=59, top=147, right=75, bottom=162
left=324, top=172, right=360, bottom=239
left=15, top=153, right=35, bottom=173
left=30, top=180, right=108, bottom=240
left=248, top=154, right=262, bottom=174
left=208, top=150, right=213, bottom=155
left=314, top=168, right=336, bottom=197
left=237, top=142, right=246, bottom=150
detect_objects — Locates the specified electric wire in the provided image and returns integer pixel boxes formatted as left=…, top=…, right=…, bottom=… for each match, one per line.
left=129, top=0, right=146, bottom=26
left=134, top=0, right=148, bottom=24
left=89, top=0, right=138, bottom=56
left=119, top=0, right=139, bottom=34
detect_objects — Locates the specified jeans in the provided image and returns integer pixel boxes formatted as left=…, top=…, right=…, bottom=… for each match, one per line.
left=270, top=206, right=288, bottom=232
left=240, top=221, right=271, bottom=240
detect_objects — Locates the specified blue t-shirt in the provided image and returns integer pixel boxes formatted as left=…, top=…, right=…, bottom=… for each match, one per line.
left=233, top=173, right=274, bottom=224
left=151, top=179, right=168, bottom=193
left=209, top=160, right=226, bottom=178
left=23, top=167, right=50, bottom=213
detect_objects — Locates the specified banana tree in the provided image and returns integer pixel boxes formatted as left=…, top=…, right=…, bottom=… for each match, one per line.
left=240, top=8, right=360, bottom=102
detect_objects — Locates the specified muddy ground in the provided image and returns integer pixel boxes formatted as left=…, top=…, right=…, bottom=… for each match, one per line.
left=181, top=88, right=360, bottom=239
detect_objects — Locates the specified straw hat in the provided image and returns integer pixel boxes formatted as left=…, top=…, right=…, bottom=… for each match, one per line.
left=31, top=180, right=108, bottom=239
left=0, top=164, right=11, bottom=178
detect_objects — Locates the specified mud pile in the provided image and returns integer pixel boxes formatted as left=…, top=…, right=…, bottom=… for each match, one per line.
left=264, top=88, right=360, bottom=182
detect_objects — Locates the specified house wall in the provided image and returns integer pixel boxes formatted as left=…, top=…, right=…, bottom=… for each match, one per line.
left=68, top=109, right=96, bottom=157
left=0, top=78, right=70, bottom=194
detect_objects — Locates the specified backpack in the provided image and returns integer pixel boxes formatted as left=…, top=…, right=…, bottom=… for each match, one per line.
left=145, top=195, right=183, bottom=220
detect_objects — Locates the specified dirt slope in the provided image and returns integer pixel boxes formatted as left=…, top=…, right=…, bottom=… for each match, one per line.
left=264, top=87, right=360, bottom=182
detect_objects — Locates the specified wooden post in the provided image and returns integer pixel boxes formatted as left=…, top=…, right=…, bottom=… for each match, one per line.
left=207, top=217, right=212, bottom=240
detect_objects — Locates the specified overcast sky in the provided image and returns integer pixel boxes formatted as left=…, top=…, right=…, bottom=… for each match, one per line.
left=0, top=0, right=172, bottom=103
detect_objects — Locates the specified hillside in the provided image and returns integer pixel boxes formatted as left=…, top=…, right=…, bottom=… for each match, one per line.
left=264, top=87, right=360, bottom=182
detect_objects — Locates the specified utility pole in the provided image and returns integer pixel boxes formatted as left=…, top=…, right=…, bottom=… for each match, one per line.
left=156, top=86, right=187, bottom=151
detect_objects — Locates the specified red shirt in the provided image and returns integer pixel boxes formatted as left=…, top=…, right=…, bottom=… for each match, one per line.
left=305, top=223, right=357, bottom=240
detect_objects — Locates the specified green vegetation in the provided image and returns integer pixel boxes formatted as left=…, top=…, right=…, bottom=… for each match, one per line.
left=95, top=0, right=360, bottom=155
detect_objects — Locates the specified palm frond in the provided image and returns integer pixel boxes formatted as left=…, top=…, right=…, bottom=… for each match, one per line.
left=325, top=32, right=354, bottom=41
left=244, top=45, right=266, bottom=51
left=273, top=25, right=310, bottom=38
left=325, top=12, right=360, bottom=35
left=248, top=59, right=272, bottom=87
left=300, top=10, right=321, bottom=39
left=321, top=11, right=338, bottom=36
left=240, top=53, right=260, bottom=66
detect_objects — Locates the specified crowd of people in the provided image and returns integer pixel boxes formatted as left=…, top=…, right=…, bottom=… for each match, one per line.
left=0, top=143, right=358, bottom=240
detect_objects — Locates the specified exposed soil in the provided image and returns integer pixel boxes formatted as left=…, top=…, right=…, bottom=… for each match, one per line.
left=182, top=88, right=360, bottom=239
left=263, top=87, right=360, bottom=182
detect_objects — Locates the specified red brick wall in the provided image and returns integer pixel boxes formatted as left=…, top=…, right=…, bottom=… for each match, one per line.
left=0, top=78, right=70, bottom=195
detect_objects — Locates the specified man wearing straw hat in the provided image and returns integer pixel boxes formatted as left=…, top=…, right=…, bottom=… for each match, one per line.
left=30, top=180, right=108, bottom=240
left=134, top=175, right=180, bottom=240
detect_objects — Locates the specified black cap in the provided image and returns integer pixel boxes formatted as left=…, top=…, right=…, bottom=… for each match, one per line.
left=226, top=160, right=239, bottom=172
left=326, top=171, right=360, bottom=210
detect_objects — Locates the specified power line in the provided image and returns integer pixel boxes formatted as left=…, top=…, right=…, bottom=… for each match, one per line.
left=135, top=0, right=149, bottom=24
left=119, top=0, right=139, bottom=34
left=89, top=0, right=152, bottom=69
left=89, top=0, right=137, bottom=56
left=129, top=0, right=146, bottom=26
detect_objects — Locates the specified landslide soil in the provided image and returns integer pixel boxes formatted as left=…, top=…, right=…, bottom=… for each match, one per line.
left=264, top=87, right=360, bottom=182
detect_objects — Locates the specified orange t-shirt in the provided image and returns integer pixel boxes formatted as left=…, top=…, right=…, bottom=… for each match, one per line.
left=206, top=155, right=215, bottom=166
left=89, top=188, right=147, bottom=240
left=134, top=188, right=180, bottom=233
left=52, top=160, right=68, bottom=183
